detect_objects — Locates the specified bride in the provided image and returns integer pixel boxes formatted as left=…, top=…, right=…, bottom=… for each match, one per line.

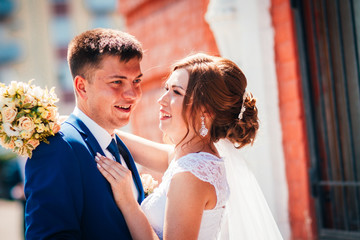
left=96, top=53, right=283, bottom=239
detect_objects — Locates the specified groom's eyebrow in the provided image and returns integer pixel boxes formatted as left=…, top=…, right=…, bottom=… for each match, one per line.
left=109, top=73, right=143, bottom=79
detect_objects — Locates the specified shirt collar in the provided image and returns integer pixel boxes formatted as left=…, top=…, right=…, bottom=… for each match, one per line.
left=73, top=107, right=113, bottom=151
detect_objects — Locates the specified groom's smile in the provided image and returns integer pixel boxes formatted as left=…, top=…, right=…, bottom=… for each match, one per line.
left=114, top=105, right=132, bottom=113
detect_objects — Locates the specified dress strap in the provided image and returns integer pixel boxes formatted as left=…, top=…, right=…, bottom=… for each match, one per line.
left=171, top=152, right=229, bottom=208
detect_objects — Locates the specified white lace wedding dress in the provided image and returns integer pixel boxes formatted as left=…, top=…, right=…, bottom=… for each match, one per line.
left=141, top=152, right=229, bottom=240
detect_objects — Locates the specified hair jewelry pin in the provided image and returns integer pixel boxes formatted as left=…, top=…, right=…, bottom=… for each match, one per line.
left=238, top=91, right=251, bottom=120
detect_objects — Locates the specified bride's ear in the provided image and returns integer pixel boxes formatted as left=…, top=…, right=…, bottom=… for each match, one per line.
left=74, top=75, right=87, bottom=100
left=200, top=106, right=214, bottom=119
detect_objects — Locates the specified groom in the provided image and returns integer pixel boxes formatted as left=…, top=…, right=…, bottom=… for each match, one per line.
left=24, top=28, right=145, bottom=239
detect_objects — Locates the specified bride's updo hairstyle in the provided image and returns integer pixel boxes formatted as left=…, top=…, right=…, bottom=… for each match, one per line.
left=172, top=53, right=259, bottom=148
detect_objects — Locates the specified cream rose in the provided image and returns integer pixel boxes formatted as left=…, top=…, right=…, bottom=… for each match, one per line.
left=37, top=106, right=45, bottom=113
left=41, top=111, right=48, bottom=119
left=49, top=122, right=61, bottom=134
left=26, top=139, right=40, bottom=149
left=20, top=130, right=33, bottom=139
left=5, top=140, right=15, bottom=149
left=2, top=137, right=15, bottom=149
left=18, top=116, right=35, bottom=131
left=23, top=94, right=37, bottom=108
left=45, top=107, right=58, bottom=121
left=1, top=106, right=17, bottom=123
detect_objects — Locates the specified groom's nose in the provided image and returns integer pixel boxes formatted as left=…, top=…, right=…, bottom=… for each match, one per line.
left=122, top=84, right=140, bottom=100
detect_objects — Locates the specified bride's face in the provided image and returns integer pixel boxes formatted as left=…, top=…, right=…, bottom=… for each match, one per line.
left=158, top=68, right=190, bottom=144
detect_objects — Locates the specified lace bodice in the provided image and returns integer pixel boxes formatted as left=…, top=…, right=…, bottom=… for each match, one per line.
left=141, top=152, right=230, bottom=239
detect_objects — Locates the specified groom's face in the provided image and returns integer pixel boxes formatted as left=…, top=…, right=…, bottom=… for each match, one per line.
left=82, top=55, right=143, bottom=134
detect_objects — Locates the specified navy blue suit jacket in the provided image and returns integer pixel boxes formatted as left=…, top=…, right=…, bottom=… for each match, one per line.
left=24, top=114, right=144, bottom=240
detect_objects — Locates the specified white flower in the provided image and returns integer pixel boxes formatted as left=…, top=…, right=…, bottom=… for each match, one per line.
left=16, top=81, right=26, bottom=95
left=20, top=130, right=32, bottom=139
left=8, top=81, right=18, bottom=95
left=14, top=139, right=23, bottom=148
left=29, top=86, right=44, bottom=100
left=141, top=174, right=158, bottom=197
left=3, top=97, right=16, bottom=108
left=36, top=123, right=46, bottom=133
left=0, top=88, right=5, bottom=108
left=48, top=87, right=59, bottom=104
left=0, top=97, right=4, bottom=110
left=3, top=123, right=20, bottom=137
left=0, top=86, right=5, bottom=95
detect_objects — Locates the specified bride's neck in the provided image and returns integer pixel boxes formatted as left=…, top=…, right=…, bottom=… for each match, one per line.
left=173, top=139, right=219, bottom=160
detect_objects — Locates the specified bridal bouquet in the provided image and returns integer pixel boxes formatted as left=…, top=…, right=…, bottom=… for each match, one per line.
left=141, top=173, right=158, bottom=197
left=0, top=80, right=61, bottom=158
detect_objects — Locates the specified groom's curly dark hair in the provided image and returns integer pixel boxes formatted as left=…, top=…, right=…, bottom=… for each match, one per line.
left=67, top=28, right=143, bottom=82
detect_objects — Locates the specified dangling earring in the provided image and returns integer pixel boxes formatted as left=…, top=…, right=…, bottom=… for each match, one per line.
left=199, top=116, right=208, bottom=137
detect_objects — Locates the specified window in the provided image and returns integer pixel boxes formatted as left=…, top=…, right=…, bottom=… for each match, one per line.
left=293, top=0, right=360, bottom=239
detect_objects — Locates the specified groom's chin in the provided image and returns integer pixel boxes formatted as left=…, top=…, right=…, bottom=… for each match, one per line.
left=112, top=117, right=131, bottom=129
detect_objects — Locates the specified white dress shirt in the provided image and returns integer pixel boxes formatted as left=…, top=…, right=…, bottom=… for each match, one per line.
left=73, top=107, right=139, bottom=200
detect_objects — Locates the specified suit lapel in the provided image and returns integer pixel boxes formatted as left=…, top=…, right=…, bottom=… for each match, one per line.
left=115, top=135, right=145, bottom=203
left=66, top=114, right=145, bottom=204
left=65, top=114, right=105, bottom=157
left=66, top=114, right=145, bottom=203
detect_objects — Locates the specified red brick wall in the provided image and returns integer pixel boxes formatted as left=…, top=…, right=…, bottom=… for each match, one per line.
left=120, top=0, right=219, bottom=142
left=271, top=0, right=317, bottom=239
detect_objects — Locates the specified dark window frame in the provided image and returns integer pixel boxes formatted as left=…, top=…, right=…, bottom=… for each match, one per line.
left=291, top=0, right=360, bottom=239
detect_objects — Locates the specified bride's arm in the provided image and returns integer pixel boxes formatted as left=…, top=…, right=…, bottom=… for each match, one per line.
left=163, top=172, right=210, bottom=239
left=115, top=130, right=174, bottom=173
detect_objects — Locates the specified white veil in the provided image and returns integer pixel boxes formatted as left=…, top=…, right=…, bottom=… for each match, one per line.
left=215, top=139, right=283, bottom=240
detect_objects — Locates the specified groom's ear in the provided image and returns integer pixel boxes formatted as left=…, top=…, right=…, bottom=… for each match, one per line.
left=74, top=75, right=87, bottom=99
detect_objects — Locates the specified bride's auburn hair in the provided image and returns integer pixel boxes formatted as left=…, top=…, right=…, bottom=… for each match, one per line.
left=172, top=53, right=259, bottom=148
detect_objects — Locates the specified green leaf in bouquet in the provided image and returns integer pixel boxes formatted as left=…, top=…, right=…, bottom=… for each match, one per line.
left=28, top=112, right=35, bottom=119
left=5, top=135, right=11, bottom=143
left=16, top=111, right=26, bottom=119
left=27, top=149, right=32, bottom=159
left=23, top=103, right=32, bottom=109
